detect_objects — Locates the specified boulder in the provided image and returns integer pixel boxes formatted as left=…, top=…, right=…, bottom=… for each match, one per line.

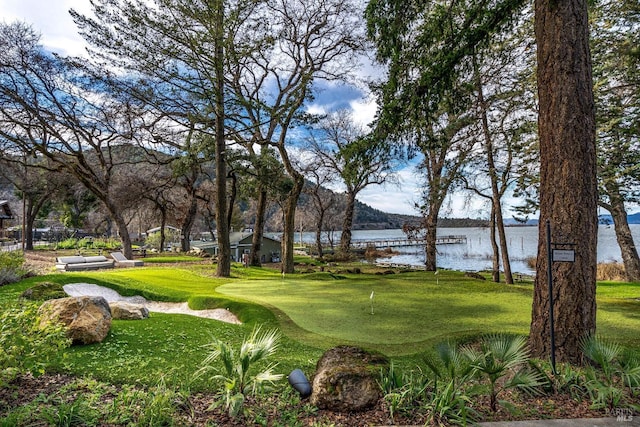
left=310, top=346, right=388, bottom=412
left=109, top=301, right=149, bottom=320
left=20, top=282, right=67, bottom=301
left=38, top=296, right=112, bottom=345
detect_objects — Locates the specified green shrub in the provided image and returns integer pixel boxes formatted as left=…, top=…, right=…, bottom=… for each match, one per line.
left=90, top=238, right=121, bottom=250
left=54, top=237, right=121, bottom=251
left=0, top=302, right=71, bottom=386
left=0, top=251, right=26, bottom=286
left=78, top=237, right=94, bottom=249
left=55, top=238, right=79, bottom=250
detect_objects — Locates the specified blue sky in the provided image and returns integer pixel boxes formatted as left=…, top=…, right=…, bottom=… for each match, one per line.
left=1, top=0, right=495, bottom=218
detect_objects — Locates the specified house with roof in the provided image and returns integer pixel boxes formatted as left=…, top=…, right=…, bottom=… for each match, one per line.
left=0, top=200, right=14, bottom=239
left=191, top=232, right=281, bottom=263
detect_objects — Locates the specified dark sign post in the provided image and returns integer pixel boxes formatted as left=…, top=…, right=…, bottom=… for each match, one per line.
left=546, top=220, right=576, bottom=375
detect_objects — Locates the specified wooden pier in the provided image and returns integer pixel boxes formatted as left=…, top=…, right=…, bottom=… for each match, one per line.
left=349, top=235, right=466, bottom=250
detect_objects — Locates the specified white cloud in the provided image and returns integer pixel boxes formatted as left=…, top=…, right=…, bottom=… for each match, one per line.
left=349, top=97, right=377, bottom=129
left=1, top=0, right=91, bottom=56
left=305, top=104, right=326, bottom=117
left=357, top=167, right=420, bottom=215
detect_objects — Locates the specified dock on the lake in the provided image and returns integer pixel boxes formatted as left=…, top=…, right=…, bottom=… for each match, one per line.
left=350, top=235, right=466, bottom=250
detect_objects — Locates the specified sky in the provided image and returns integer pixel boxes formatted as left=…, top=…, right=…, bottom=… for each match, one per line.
left=0, top=0, right=493, bottom=218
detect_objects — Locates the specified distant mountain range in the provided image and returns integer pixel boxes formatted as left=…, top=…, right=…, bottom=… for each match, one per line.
left=351, top=200, right=640, bottom=230
left=502, top=212, right=640, bottom=227
left=598, top=212, right=640, bottom=225
left=339, top=200, right=491, bottom=230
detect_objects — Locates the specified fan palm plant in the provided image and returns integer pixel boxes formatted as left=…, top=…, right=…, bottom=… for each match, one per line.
left=582, top=335, right=640, bottom=411
left=462, top=334, right=543, bottom=411
left=197, top=326, right=283, bottom=417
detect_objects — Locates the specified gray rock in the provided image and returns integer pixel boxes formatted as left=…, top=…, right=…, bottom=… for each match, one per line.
left=109, top=301, right=149, bottom=320
left=310, top=346, right=388, bottom=412
left=38, top=296, right=112, bottom=345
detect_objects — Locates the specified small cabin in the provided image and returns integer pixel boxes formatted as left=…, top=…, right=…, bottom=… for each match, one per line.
left=191, top=232, right=281, bottom=263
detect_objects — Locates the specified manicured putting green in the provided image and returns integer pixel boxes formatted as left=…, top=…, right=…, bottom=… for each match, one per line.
left=217, top=271, right=535, bottom=354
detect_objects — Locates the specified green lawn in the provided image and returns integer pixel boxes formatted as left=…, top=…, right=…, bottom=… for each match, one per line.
left=2, top=262, right=639, bottom=388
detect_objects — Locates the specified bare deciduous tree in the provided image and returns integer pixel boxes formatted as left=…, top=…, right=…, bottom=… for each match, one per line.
left=0, top=22, right=159, bottom=258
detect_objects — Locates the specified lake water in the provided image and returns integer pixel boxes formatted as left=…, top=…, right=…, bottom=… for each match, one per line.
left=285, top=225, right=640, bottom=274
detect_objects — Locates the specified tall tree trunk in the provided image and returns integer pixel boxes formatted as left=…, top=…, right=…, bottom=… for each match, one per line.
left=424, top=208, right=438, bottom=271
left=180, top=195, right=197, bottom=252
left=250, top=189, right=268, bottom=266
left=227, top=171, right=237, bottom=231
left=107, top=201, right=133, bottom=259
left=530, top=0, right=597, bottom=364
left=495, top=199, right=513, bottom=284
left=311, top=192, right=326, bottom=259
left=490, top=204, right=501, bottom=282
left=474, top=53, right=513, bottom=284
left=281, top=175, right=304, bottom=274
left=339, top=191, right=356, bottom=255
left=25, top=195, right=48, bottom=251
left=25, top=211, right=35, bottom=251
left=214, top=0, right=230, bottom=277
left=315, top=224, right=324, bottom=259
left=604, top=185, right=640, bottom=282
left=22, top=196, right=46, bottom=251
left=159, top=211, right=167, bottom=253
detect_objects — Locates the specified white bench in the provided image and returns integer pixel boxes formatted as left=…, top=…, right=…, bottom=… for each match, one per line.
left=110, top=252, right=144, bottom=267
left=55, top=255, right=115, bottom=271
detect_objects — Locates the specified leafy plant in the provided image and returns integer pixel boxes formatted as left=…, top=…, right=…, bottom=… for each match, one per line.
left=0, top=251, right=27, bottom=285
left=425, top=341, right=473, bottom=381
left=38, top=394, right=100, bottom=427
left=105, top=385, right=144, bottom=425
left=425, top=377, right=478, bottom=426
left=582, top=335, right=640, bottom=411
left=0, top=302, right=70, bottom=386
left=137, top=379, right=190, bottom=427
left=243, top=387, right=316, bottom=427
left=536, top=361, right=587, bottom=400
left=197, top=326, right=283, bottom=418
left=423, top=342, right=478, bottom=425
left=461, top=334, right=543, bottom=412
left=379, top=362, right=430, bottom=422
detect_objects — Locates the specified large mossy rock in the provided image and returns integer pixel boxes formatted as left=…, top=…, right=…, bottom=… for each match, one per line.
left=20, top=282, right=67, bottom=301
left=310, top=346, right=388, bottom=412
left=38, top=296, right=112, bottom=345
